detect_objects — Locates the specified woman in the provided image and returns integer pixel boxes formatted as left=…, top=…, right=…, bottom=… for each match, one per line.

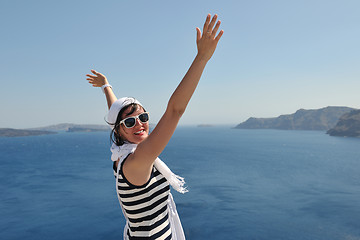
left=86, top=14, right=223, bottom=240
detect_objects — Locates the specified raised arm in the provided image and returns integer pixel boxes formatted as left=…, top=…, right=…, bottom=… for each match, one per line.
left=128, top=14, right=223, bottom=181
left=86, top=70, right=117, bottom=109
left=167, top=14, right=223, bottom=114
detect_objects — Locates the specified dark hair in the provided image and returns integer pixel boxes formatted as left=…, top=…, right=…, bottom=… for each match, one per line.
left=110, top=103, right=146, bottom=146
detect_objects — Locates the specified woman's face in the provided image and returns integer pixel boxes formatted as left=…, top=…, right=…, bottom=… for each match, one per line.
left=118, top=105, right=149, bottom=144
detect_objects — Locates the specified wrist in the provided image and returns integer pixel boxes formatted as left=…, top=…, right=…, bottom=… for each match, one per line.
left=194, top=54, right=209, bottom=64
left=101, top=84, right=112, bottom=93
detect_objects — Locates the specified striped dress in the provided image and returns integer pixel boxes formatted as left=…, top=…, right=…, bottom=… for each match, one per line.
left=113, top=160, right=172, bottom=240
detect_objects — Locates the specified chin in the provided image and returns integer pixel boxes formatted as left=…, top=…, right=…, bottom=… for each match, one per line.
left=131, top=133, right=148, bottom=144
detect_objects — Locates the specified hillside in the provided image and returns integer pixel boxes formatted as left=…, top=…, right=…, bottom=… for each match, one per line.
left=327, top=110, right=360, bottom=137
left=0, top=128, right=56, bottom=137
left=1, top=123, right=110, bottom=137
left=235, top=106, right=356, bottom=131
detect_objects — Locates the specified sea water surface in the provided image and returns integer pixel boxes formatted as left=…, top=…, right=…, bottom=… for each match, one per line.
left=1, top=127, right=360, bottom=240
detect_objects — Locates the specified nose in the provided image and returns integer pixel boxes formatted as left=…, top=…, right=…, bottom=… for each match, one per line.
left=135, top=118, right=143, bottom=127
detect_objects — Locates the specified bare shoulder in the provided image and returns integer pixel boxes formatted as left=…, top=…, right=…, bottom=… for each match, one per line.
left=122, top=153, right=154, bottom=186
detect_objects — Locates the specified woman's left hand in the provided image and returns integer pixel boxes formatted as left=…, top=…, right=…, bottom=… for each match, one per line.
left=196, top=14, right=224, bottom=62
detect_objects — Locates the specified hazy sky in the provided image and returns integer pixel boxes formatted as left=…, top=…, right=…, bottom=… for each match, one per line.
left=1, top=0, right=359, bottom=128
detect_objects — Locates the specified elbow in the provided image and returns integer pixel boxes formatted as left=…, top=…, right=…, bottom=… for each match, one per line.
left=173, top=107, right=186, bottom=117
left=166, top=103, right=186, bottom=117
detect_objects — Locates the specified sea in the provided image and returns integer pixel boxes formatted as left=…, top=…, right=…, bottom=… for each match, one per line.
left=1, top=126, right=360, bottom=240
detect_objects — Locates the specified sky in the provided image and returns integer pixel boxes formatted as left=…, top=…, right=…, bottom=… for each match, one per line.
left=1, top=0, right=359, bottom=128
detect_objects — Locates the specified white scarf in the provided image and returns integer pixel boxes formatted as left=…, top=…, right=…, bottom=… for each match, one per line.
left=111, top=142, right=187, bottom=239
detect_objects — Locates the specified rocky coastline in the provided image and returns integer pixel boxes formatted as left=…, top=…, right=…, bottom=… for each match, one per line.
left=327, top=110, right=360, bottom=137
left=235, top=106, right=355, bottom=131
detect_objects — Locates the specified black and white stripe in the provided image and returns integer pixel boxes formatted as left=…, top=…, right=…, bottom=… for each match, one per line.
left=114, top=162, right=172, bottom=240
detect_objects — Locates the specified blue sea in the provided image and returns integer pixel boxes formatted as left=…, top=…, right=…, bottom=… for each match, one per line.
left=1, top=127, right=360, bottom=240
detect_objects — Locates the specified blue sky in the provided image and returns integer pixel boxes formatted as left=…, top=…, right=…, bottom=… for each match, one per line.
left=1, top=0, right=359, bottom=128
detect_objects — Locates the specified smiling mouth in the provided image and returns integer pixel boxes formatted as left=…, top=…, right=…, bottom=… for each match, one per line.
left=134, top=130, right=145, bottom=135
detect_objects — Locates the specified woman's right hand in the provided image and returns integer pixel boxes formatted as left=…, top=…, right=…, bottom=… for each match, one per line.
left=86, top=69, right=117, bottom=109
left=86, top=69, right=108, bottom=87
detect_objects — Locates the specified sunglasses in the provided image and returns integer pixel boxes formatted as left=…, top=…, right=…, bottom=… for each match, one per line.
left=119, top=112, right=150, bottom=128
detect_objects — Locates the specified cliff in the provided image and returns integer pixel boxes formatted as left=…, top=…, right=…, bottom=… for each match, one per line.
left=326, top=110, right=360, bottom=137
left=235, top=106, right=356, bottom=131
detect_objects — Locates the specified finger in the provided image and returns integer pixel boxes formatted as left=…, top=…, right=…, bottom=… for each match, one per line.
left=91, top=69, right=102, bottom=76
left=211, top=20, right=221, bottom=37
left=215, top=30, right=224, bottom=42
left=196, top=27, right=201, bottom=42
left=202, top=14, right=211, bottom=36
left=97, top=72, right=105, bottom=78
left=207, top=14, right=218, bottom=33
left=86, top=74, right=97, bottom=78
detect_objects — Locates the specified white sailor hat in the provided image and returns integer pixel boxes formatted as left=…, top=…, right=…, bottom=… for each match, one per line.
left=106, top=97, right=142, bottom=125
